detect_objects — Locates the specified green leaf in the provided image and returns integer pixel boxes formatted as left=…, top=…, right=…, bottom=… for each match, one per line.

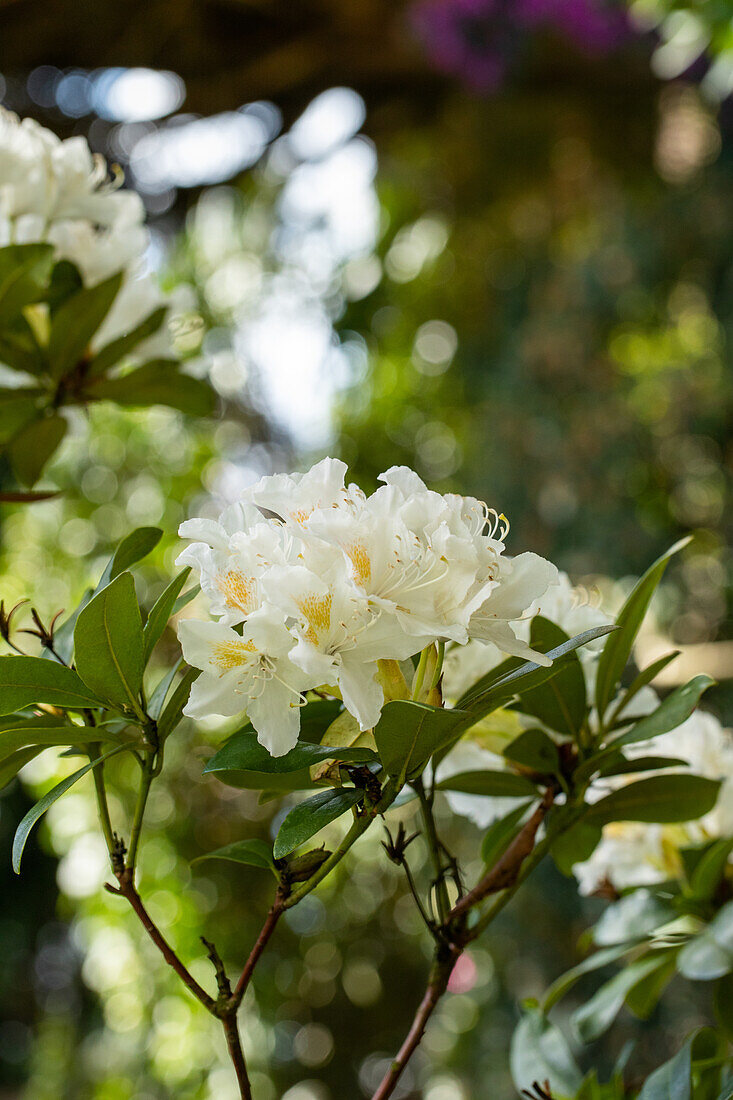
left=156, top=666, right=199, bottom=741
left=12, top=743, right=128, bottom=872
left=106, top=526, right=162, bottom=584
left=678, top=901, right=733, bottom=981
left=373, top=700, right=469, bottom=785
left=637, top=1033, right=692, bottom=1100
left=0, top=746, right=44, bottom=789
left=572, top=953, right=666, bottom=1043
left=610, top=675, right=715, bottom=749
left=45, top=260, right=83, bottom=314
left=7, top=414, right=67, bottom=486
left=585, top=774, right=721, bottom=826
left=459, top=625, right=616, bottom=720
left=625, top=954, right=676, bottom=1018
left=687, top=838, right=733, bottom=902
left=516, top=617, right=587, bottom=736
left=593, top=890, right=675, bottom=947
left=192, top=839, right=274, bottom=871
left=595, top=538, right=691, bottom=722
left=0, top=722, right=125, bottom=765
left=597, top=754, right=689, bottom=778
left=480, top=801, right=533, bottom=866
left=73, top=572, right=144, bottom=712
left=503, top=727, right=560, bottom=775
left=551, top=821, right=602, bottom=876
left=0, top=655, right=102, bottom=714
left=611, top=651, right=681, bottom=723
left=0, top=321, right=45, bottom=376
left=147, top=659, right=182, bottom=721
left=171, top=585, right=200, bottom=615
left=142, top=568, right=191, bottom=664
left=205, top=728, right=378, bottom=775
left=273, top=787, right=364, bottom=859
left=0, top=243, right=54, bottom=323
left=435, top=769, right=538, bottom=797
left=542, top=943, right=632, bottom=1013
left=510, top=1007, right=583, bottom=1095
left=87, top=360, right=216, bottom=417
left=87, top=306, right=168, bottom=378
left=713, top=973, right=733, bottom=1041
left=47, top=271, right=123, bottom=380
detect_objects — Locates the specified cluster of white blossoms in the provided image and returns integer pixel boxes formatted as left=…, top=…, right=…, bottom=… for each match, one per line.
left=0, top=109, right=181, bottom=357
left=177, top=459, right=558, bottom=755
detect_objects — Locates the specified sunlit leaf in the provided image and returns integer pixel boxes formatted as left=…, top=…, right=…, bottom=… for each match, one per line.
left=74, top=572, right=144, bottom=712
left=0, top=655, right=102, bottom=714
left=273, top=787, right=363, bottom=859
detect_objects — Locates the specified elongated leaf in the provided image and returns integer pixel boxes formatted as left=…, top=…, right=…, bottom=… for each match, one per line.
left=516, top=617, right=586, bottom=736
left=598, top=754, right=688, bottom=778
left=572, top=953, right=666, bottom=1043
left=47, top=271, right=123, bottom=380
left=480, top=800, right=533, bottom=867
left=142, top=568, right=190, bottom=664
left=460, top=625, right=616, bottom=719
left=273, top=787, right=363, bottom=859
left=503, top=727, right=560, bottom=774
left=637, top=1034, right=693, bottom=1100
left=88, top=305, right=167, bottom=378
left=0, top=723, right=124, bottom=764
left=0, top=746, right=44, bottom=789
left=171, top=585, right=200, bottom=615
left=510, top=1007, right=583, bottom=1095
left=12, top=743, right=128, bottom=871
left=542, top=943, right=632, bottom=1012
left=551, top=821, right=602, bottom=876
left=156, top=666, right=199, bottom=741
left=625, top=954, right=676, bottom=1018
left=8, top=414, right=67, bottom=486
left=108, top=526, right=162, bottom=583
left=192, top=838, right=274, bottom=871
left=593, top=890, right=675, bottom=947
left=687, top=838, right=733, bottom=902
left=205, top=728, right=378, bottom=776
left=88, top=360, right=216, bottom=417
left=0, top=655, right=102, bottom=713
left=678, top=901, right=733, bottom=981
left=586, top=774, right=721, bottom=826
left=595, top=539, right=691, bottom=721
left=612, top=651, right=681, bottom=722
left=0, top=243, right=54, bottom=323
left=148, top=659, right=182, bottom=721
left=45, top=259, right=83, bottom=314
left=74, top=572, right=144, bottom=711
left=436, top=769, right=538, bottom=797
left=373, top=700, right=469, bottom=784
left=611, top=675, right=715, bottom=749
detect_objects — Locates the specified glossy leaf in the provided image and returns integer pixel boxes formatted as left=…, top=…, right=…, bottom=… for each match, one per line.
left=12, top=743, right=128, bottom=871
left=73, top=572, right=144, bottom=711
left=156, top=666, right=199, bottom=741
left=0, top=655, right=102, bottom=714
left=192, top=839, right=274, bottom=871
left=515, top=617, right=586, bottom=736
left=542, top=943, right=631, bottom=1013
left=572, top=953, right=666, bottom=1043
left=8, top=414, right=67, bottom=486
left=586, top=774, right=721, bottom=827
left=503, top=727, right=560, bottom=774
left=273, top=787, right=363, bottom=859
left=204, top=728, right=378, bottom=775
left=0, top=722, right=126, bottom=765
left=142, top=567, right=191, bottom=664
left=510, top=1007, right=583, bottom=1095
left=0, top=746, right=44, bottom=789
left=595, top=538, right=690, bottom=721
left=147, top=659, right=182, bottom=721
left=637, top=1033, right=692, bottom=1100
left=107, top=526, right=162, bottom=584
left=87, top=360, right=216, bottom=417
left=88, top=305, right=167, bottom=378
left=611, top=675, right=715, bottom=749
left=436, top=769, right=538, bottom=797
left=611, top=651, right=681, bottom=723
left=678, top=902, right=733, bottom=981
left=374, top=699, right=469, bottom=784
left=593, top=890, right=675, bottom=947
left=47, top=271, right=123, bottom=380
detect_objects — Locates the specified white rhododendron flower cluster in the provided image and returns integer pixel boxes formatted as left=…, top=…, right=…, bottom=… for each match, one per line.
left=0, top=108, right=178, bottom=356
left=574, top=707, right=733, bottom=895
left=177, top=459, right=557, bottom=755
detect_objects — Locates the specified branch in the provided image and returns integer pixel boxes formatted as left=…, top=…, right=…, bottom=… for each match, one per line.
left=233, top=892, right=286, bottom=1005
left=449, top=788, right=555, bottom=923
left=106, top=867, right=216, bottom=1012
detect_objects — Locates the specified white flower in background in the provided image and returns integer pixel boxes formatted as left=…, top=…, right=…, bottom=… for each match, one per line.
left=574, top=708, right=733, bottom=895
left=179, top=611, right=308, bottom=756
left=0, top=108, right=181, bottom=363
left=177, top=459, right=557, bottom=755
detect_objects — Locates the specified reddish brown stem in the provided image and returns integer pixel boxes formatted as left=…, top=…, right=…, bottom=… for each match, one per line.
left=371, top=949, right=460, bottom=1100
left=234, top=893, right=286, bottom=1005
left=222, top=1013, right=252, bottom=1100
left=107, top=869, right=216, bottom=1012
left=449, top=788, right=555, bottom=922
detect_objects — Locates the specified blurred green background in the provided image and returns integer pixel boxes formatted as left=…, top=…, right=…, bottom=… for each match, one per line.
left=0, top=1, right=732, bottom=1096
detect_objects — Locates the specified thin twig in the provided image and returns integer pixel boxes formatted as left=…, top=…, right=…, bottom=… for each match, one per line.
left=222, top=1013, right=252, bottom=1100
left=233, top=893, right=286, bottom=1004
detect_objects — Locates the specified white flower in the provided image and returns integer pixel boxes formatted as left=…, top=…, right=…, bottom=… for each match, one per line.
left=179, top=610, right=308, bottom=756
left=177, top=459, right=558, bottom=755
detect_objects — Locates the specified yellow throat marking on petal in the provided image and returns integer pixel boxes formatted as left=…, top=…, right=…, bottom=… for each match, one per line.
left=298, top=593, right=332, bottom=646
left=213, top=638, right=257, bottom=673
left=347, top=542, right=372, bottom=586
left=292, top=507, right=313, bottom=525
left=217, top=570, right=257, bottom=614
